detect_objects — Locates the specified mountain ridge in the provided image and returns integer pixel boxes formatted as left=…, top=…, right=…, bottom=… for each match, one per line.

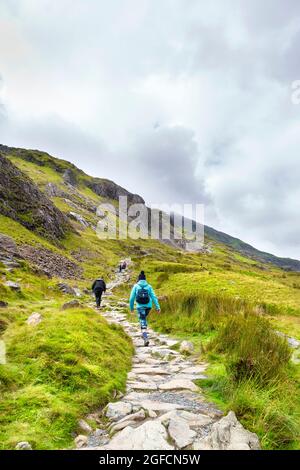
left=1, top=143, right=299, bottom=271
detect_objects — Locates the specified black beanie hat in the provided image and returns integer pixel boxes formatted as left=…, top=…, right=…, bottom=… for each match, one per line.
left=138, top=270, right=146, bottom=280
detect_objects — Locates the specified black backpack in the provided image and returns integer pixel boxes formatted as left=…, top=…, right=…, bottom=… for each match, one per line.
left=136, top=286, right=150, bottom=304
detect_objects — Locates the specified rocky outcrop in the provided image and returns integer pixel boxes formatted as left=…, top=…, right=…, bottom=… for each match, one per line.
left=0, top=152, right=72, bottom=243
left=68, top=212, right=90, bottom=228
left=63, top=169, right=77, bottom=186
left=105, top=402, right=133, bottom=421
left=89, top=179, right=144, bottom=206
left=193, top=411, right=261, bottom=450
left=18, top=245, right=81, bottom=279
left=44, top=183, right=69, bottom=198
left=0, top=233, right=22, bottom=270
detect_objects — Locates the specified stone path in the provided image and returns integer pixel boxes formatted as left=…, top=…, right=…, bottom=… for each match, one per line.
left=77, top=269, right=260, bottom=451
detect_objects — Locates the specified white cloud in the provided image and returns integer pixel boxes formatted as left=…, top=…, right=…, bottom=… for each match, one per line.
left=1, top=0, right=300, bottom=258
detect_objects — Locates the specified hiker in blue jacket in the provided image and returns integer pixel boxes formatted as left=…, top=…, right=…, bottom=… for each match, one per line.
left=129, top=271, right=160, bottom=346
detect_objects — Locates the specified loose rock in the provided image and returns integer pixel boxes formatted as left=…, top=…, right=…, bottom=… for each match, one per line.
left=26, top=312, right=42, bottom=326
left=15, top=441, right=32, bottom=450
left=5, top=281, right=21, bottom=291
left=78, top=419, right=92, bottom=434
left=62, top=299, right=81, bottom=310
left=180, top=340, right=194, bottom=354
left=193, top=411, right=260, bottom=450
left=105, top=402, right=132, bottom=421
left=75, top=435, right=88, bottom=448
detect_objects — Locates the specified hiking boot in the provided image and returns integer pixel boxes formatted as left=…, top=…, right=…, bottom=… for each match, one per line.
left=142, top=330, right=149, bottom=347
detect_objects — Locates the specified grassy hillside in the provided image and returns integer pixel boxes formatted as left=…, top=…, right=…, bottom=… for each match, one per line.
left=128, top=257, right=300, bottom=449
left=0, top=146, right=300, bottom=449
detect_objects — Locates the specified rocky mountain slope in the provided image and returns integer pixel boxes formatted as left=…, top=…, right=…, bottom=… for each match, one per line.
left=0, top=153, right=71, bottom=244
left=0, top=144, right=299, bottom=450
left=1, top=143, right=299, bottom=270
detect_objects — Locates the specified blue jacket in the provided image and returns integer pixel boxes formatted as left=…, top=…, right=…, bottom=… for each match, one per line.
left=129, top=280, right=160, bottom=311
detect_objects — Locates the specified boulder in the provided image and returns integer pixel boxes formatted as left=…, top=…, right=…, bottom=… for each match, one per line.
left=45, top=182, right=68, bottom=198
left=74, top=435, right=88, bottom=448
left=5, top=281, right=21, bottom=291
left=26, top=312, right=42, bottom=326
left=168, top=415, right=197, bottom=449
left=15, top=441, right=32, bottom=450
left=99, top=420, right=174, bottom=450
left=68, top=212, right=89, bottom=228
left=193, top=411, right=260, bottom=450
left=78, top=419, right=92, bottom=434
left=105, top=402, right=133, bottom=421
left=179, top=340, right=194, bottom=354
left=58, top=283, right=77, bottom=296
left=62, top=300, right=81, bottom=310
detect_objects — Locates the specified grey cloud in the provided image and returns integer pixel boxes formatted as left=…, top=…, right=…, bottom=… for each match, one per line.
left=131, top=126, right=210, bottom=205
left=1, top=0, right=300, bottom=258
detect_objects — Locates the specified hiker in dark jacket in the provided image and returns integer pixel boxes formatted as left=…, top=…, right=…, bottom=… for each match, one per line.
left=91, top=278, right=106, bottom=308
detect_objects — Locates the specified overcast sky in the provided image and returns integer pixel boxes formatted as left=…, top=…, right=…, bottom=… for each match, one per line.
left=1, top=0, right=300, bottom=259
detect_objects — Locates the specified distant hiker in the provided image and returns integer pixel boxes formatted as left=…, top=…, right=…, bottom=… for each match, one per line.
left=91, top=278, right=106, bottom=308
left=122, top=261, right=127, bottom=270
left=137, top=270, right=146, bottom=281
left=129, top=272, right=160, bottom=347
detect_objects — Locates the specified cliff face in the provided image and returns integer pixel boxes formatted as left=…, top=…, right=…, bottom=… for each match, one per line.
left=0, top=152, right=72, bottom=243
left=0, top=144, right=144, bottom=206
left=89, top=179, right=144, bottom=206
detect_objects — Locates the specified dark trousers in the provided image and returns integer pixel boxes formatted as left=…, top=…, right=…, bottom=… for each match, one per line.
left=94, top=288, right=103, bottom=307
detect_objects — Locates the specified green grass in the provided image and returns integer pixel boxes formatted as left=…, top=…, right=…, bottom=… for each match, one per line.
left=210, top=314, right=291, bottom=384
left=200, top=364, right=300, bottom=449
left=150, top=288, right=300, bottom=449
left=0, top=307, right=133, bottom=450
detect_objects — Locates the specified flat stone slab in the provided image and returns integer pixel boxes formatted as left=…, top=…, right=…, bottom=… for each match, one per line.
left=132, top=367, right=170, bottom=375
left=98, top=421, right=174, bottom=450
left=183, top=365, right=208, bottom=374
left=129, top=382, right=158, bottom=391
left=168, top=415, right=197, bottom=449
left=159, top=379, right=198, bottom=392
left=105, top=402, right=132, bottom=421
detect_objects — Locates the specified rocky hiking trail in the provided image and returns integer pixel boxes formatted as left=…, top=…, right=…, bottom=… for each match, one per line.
left=76, top=268, right=261, bottom=451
